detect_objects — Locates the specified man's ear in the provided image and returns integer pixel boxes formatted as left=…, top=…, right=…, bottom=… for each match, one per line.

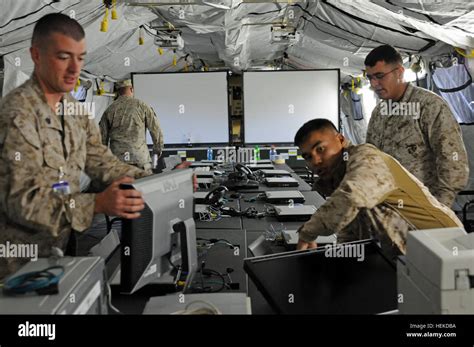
left=30, top=46, right=40, bottom=66
left=397, top=65, right=405, bottom=81
left=336, top=133, right=347, bottom=146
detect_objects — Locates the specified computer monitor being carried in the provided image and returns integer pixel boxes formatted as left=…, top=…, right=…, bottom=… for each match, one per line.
left=119, top=169, right=198, bottom=294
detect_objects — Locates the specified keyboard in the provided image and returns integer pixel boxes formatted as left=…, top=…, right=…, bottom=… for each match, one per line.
left=193, top=166, right=211, bottom=172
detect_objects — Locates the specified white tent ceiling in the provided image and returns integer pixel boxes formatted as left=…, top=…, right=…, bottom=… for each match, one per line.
left=1, top=0, right=473, bottom=95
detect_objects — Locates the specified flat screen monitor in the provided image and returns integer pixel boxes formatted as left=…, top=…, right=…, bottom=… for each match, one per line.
left=244, top=240, right=397, bottom=314
left=133, top=72, right=230, bottom=145
left=243, top=70, right=340, bottom=144
left=120, top=169, right=198, bottom=294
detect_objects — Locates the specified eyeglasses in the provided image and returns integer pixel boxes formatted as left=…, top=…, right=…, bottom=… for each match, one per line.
left=365, top=68, right=398, bottom=82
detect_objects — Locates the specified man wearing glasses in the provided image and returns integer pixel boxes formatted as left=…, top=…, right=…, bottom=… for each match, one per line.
left=365, top=45, right=468, bottom=208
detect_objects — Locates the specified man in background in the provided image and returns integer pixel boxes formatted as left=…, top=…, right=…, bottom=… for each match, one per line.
left=100, top=79, right=164, bottom=174
left=365, top=44, right=468, bottom=207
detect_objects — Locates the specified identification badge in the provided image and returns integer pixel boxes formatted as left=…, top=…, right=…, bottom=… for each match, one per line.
left=52, top=181, right=70, bottom=195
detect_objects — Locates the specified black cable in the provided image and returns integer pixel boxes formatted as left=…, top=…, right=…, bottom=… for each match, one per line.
left=197, top=237, right=234, bottom=246
left=142, top=24, right=161, bottom=38
left=167, top=255, right=178, bottom=272
left=248, top=4, right=285, bottom=17
left=299, top=10, right=428, bottom=54
left=240, top=1, right=435, bottom=53
left=3, top=266, right=65, bottom=296
left=318, top=1, right=435, bottom=47
left=0, top=3, right=102, bottom=54
left=0, top=1, right=59, bottom=29
left=83, top=233, right=101, bottom=241
left=191, top=268, right=226, bottom=293
left=202, top=269, right=226, bottom=292
left=0, top=2, right=96, bottom=38
left=299, top=3, right=432, bottom=52
left=199, top=261, right=205, bottom=291
left=105, top=215, right=121, bottom=233
left=385, top=0, right=440, bottom=25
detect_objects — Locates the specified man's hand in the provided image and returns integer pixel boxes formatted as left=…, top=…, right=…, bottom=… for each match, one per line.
left=94, top=176, right=145, bottom=219
left=297, top=239, right=318, bottom=250
left=193, top=173, right=198, bottom=192
left=175, top=161, right=192, bottom=169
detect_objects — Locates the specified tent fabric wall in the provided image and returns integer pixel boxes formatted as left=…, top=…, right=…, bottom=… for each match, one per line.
left=2, top=0, right=473, bottom=95
left=340, top=90, right=368, bottom=144
left=431, top=64, right=474, bottom=124
left=0, top=0, right=472, bottom=217
left=453, top=124, right=474, bottom=214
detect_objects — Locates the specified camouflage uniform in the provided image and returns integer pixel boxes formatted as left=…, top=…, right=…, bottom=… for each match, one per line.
left=0, top=75, right=148, bottom=280
left=366, top=83, right=469, bottom=207
left=99, top=95, right=163, bottom=172
left=299, top=144, right=463, bottom=258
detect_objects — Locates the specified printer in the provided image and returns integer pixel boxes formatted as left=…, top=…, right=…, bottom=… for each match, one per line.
left=398, top=227, right=474, bottom=314
left=0, top=256, right=108, bottom=314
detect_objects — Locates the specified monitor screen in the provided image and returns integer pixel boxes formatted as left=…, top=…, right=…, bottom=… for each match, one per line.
left=120, top=169, right=198, bottom=294
left=244, top=240, right=397, bottom=314
left=133, top=72, right=230, bottom=145
left=243, top=70, right=340, bottom=144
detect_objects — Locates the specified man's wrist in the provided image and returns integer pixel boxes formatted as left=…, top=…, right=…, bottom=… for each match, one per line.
left=297, top=227, right=314, bottom=243
left=94, top=192, right=104, bottom=214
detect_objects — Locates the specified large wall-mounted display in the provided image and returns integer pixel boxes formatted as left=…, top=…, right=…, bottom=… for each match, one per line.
left=133, top=71, right=229, bottom=145
left=243, top=70, right=340, bottom=144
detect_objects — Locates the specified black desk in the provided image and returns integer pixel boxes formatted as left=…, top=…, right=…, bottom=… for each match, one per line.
left=239, top=191, right=326, bottom=231
left=290, top=174, right=312, bottom=191
left=192, top=229, right=248, bottom=294
left=235, top=173, right=312, bottom=193
left=109, top=227, right=247, bottom=314
left=273, top=163, right=295, bottom=173
left=239, top=190, right=326, bottom=209
left=194, top=199, right=243, bottom=230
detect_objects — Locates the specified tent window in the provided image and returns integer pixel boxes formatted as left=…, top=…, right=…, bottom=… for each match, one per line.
left=351, top=91, right=364, bottom=121
left=431, top=64, right=474, bottom=124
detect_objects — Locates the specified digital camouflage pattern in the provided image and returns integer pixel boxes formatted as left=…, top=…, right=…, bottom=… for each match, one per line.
left=299, top=144, right=463, bottom=257
left=99, top=95, right=163, bottom=171
left=0, top=75, right=149, bottom=279
left=366, top=83, right=469, bottom=207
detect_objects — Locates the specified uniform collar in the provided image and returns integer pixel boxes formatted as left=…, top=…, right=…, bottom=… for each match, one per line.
left=29, top=73, right=49, bottom=105
left=397, top=83, right=414, bottom=103
left=29, top=72, right=69, bottom=106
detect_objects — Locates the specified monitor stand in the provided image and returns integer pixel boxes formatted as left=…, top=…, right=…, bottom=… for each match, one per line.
left=113, top=219, right=198, bottom=296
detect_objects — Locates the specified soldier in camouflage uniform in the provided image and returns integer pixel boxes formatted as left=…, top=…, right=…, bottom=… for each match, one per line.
left=99, top=79, right=163, bottom=173
left=294, top=119, right=463, bottom=258
left=0, top=14, right=149, bottom=280
left=365, top=45, right=469, bottom=207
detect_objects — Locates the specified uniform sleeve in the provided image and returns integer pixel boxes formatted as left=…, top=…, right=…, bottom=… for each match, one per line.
left=84, top=117, right=149, bottom=184
left=423, top=101, right=469, bottom=206
left=144, top=105, right=164, bottom=158
left=1, top=112, right=96, bottom=234
left=298, top=146, right=397, bottom=243
left=98, top=113, right=109, bottom=146
left=365, top=107, right=381, bottom=148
